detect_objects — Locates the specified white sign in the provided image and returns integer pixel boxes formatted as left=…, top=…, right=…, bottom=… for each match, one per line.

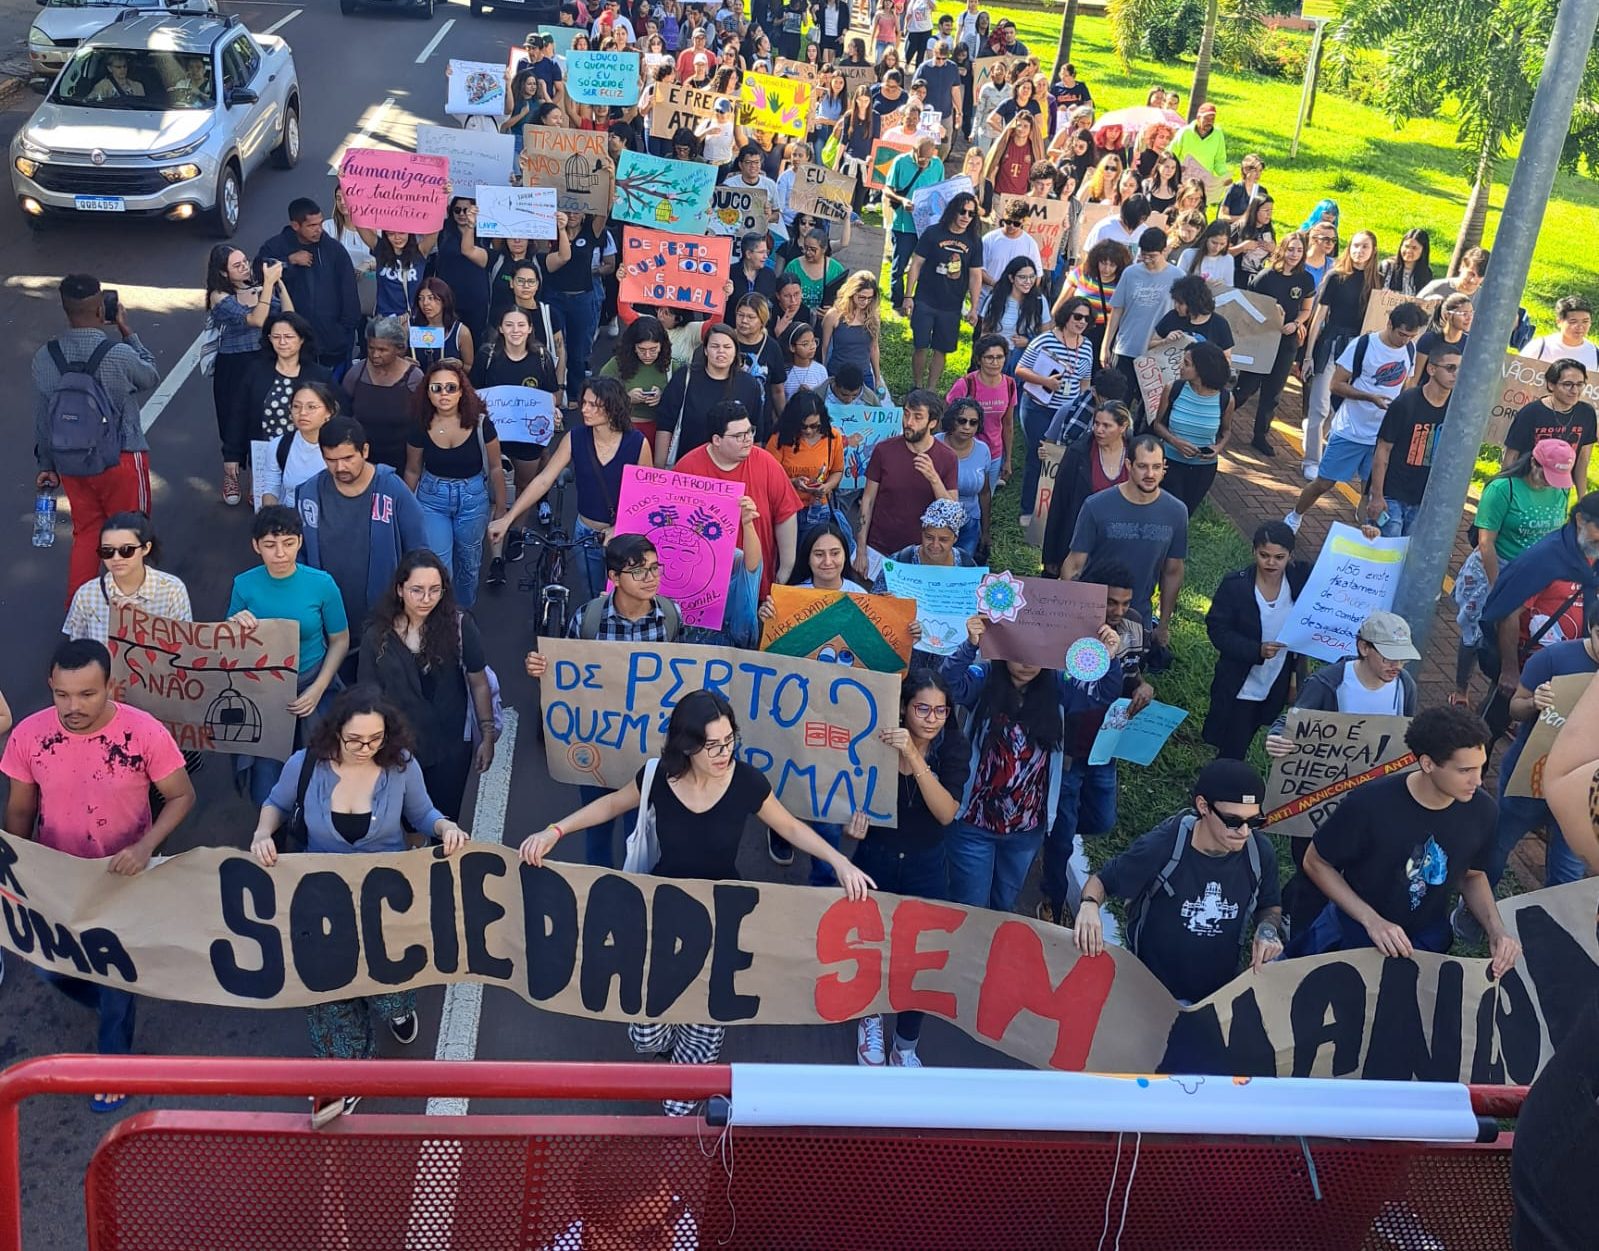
left=474, top=185, right=559, bottom=239
left=481, top=385, right=557, bottom=446
left=708, top=184, right=770, bottom=238
left=1276, top=522, right=1409, bottom=663
left=415, top=125, right=516, bottom=194
left=446, top=60, right=508, bottom=116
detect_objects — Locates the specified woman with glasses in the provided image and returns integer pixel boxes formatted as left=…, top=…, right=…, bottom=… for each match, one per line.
left=1016, top=299, right=1096, bottom=522
left=233, top=312, right=332, bottom=458
left=251, top=687, right=468, bottom=1124
left=847, top=672, right=971, bottom=1067
left=946, top=333, right=1016, bottom=494
left=205, top=245, right=290, bottom=506
left=360, top=551, right=497, bottom=822
left=1077, top=154, right=1124, bottom=206
left=783, top=230, right=847, bottom=313
left=259, top=381, right=340, bottom=509
left=521, top=689, right=870, bottom=1111
left=1410, top=293, right=1474, bottom=391
left=819, top=271, right=884, bottom=397
left=765, top=391, right=844, bottom=536
left=410, top=277, right=475, bottom=373
left=935, top=400, right=992, bottom=558
left=403, top=362, right=505, bottom=611
left=63, top=512, right=191, bottom=645
left=1500, top=359, right=1598, bottom=490
left=770, top=272, right=815, bottom=347
left=1303, top=221, right=1340, bottom=290
left=974, top=256, right=1046, bottom=377
left=1040, top=400, right=1132, bottom=577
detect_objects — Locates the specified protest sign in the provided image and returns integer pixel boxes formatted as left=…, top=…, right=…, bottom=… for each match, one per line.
left=1505, top=674, right=1592, bottom=799
left=1214, top=288, right=1286, bottom=375
left=993, top=193, right=1072, bottom=270
left=1261, top=711, right=1416, bottom=837
left=834, top=404, right=902, bottom=492
left=1077, top=201, right=1114, bottom=248
left=1025, top=442, right=1065, bottom=547
left=866, top=137, right=916, bottom=190
left=538, top=639, right=903, bottom=824
left=740, top=72, right=813, bottom=137
left=1087, top=699, right=1188, bottom=766
left=612, top=151, right=718, bottom=234
left=248, top=440, right=272, bottom=513
left=540, top=24, right=581, bottom=61
left=410, top=325, right=447, bottom=350
left=479, top=385, right=556, bottom=446
left=566, top=50, right=642, bottom=106
left=709, top=184, right=770, bottom=239
left=519, top=127, right=614, bottom=216
left=618, top=229, right=733, bottom=318
left=1133, top=334, right=1192, bottom=416
left=839, top=63, right=875, bottom=103
left=881, top=561, right=987, bottom=656
left=8, top=827, right=1598, bottom=1084
left=1277, top=523, right=1408, bottom=662
left=978, top=576, right=1107, bottom=669
left=337, top=149, right=449, bottom=233
left=1485, top=354, right=1599, bottom=444
left=107, top=605, right=299, bottom=760
left=773, top=56, right=819, bottom=82
left=971, top=55, right=1006, bottom=99
left=473, top=185, right=559, bottom=240
left=415, top=125, right=516, bottom=194
left=651, top=82, right=719, bottom=135
left=613, top=465, right=742, bottom=629
left=760, top=585, right=916, bottom=672
left=790, top=163, right=855, bottom=225
left=1180, top=155, right=1226, bottom=201
left=910, top=175, right=972, bottom=234
left=446, top=59, right=506, bottom=115
left=1360, top=288, right=1441, bottom=337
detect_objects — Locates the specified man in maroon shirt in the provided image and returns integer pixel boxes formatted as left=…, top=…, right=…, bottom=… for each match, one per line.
left=853, top=389, right=959, bottom=577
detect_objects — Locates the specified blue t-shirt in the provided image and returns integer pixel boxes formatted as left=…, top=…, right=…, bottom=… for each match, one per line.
left=227, top=564, right=350, bottom=674
left=1498, top=639, right=1599, bottom=784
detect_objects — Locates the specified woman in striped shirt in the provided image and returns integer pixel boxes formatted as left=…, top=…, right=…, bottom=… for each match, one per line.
left=63, top=511, right=192, bottom=644
left=1149, top=341, right=1235, bottom=516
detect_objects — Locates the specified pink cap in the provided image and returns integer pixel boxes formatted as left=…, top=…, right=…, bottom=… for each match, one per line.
left=1533, top=438, right=1576, bottom=490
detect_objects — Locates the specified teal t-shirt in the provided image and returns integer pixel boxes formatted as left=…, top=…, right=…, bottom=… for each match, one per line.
left=1475, top=476, right=1570, bottom=562
left=227, top=564, right=350, bottom=674
left=888, top=152, right=944, bottom=235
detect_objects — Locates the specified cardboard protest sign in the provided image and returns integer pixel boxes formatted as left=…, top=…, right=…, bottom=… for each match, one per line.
left=910, top=175, right=972, bottom=234
left=1360, top=288, right=1441, bottom=337
left=789, top=163, right=854, bottom=225
left=1087, top=698, right=1188, bottom=766
left=740, top=72, right=813, bottom=137
left=977, top=576, right=1107, bottom=669
left=651, top=82, right=720, bottom=135
left=838, top=63, right=875, bottom=104
left=1485, top=354, right=1599, bottom=445
left=773, top=56, right=819, bottom=82
left=1505, top=674, right=1593, bottom=799
left=474, top=186, right=558, bottom=240
left=1077, top=201, right=1114, bottom=247
left=480, top=385, right=556, bottom=445
left=618, top=229, right=733, bottom=318
left=993, top=193, right=1072, bottom=270
left=881, top=561, right=986, bottom=656
left=107, top=606, right=298, bottom=760
left=1262, top=711, right=1416, bottom=837
left=613, top=151, right=717, bottom=235
left=613, top=465, right=742, bottom=629
left=1133, top=334, right=1192, bottom=416
left=971, top=55, right=1006, bottom=100
left=709, top=184, right=770, bottom=239
left=1214, top=288, right=1286, bottom=375
left=834, top=404, right=902, bottom=492
left=338, top=149, right=449, bottom=233
left=415, top=125, right=516, bottom=194
left=1277, top=523, right=1408, bottom=663
left=760, top=585, right=916, bottom=672
left=866, top=137, right=916, bottom=191
left=519, top=127, right=614, bottom=216
left=1025, top=442, right=1065, bottom=547
left=446, top=59, right=506, bottom=115
left=566, top=50, right=642, bottom=106
left=1180, top=155, right=1226, bottom=201
left=538, top=639, right=903, bottom=825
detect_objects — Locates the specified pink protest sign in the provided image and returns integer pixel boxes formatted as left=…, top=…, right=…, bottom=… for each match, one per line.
left=338, top=148, right=449, bottom=233
left=614, top=465, right=743, bottom=629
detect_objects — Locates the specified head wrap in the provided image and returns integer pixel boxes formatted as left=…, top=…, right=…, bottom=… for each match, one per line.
left=920, top=499, right=967, bottom=535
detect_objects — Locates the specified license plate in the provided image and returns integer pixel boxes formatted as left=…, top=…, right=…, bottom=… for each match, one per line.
left=74, top=196, right=125, bottom=212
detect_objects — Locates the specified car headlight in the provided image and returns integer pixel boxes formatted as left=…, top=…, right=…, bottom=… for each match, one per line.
left=27, top=29, right=51, bottom=49
left=150, top=135, right=209, bottom=161
left=160, top=164, right=202, bottom=183
left=14, top=156, right=39, bottom=179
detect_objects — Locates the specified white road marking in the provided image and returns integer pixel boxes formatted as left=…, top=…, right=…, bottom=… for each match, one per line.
left=262, top=8, right=301, bottom=34
left=329, top=95, right=399, bottom=172
left=140, top=332, right=205, bottom=431
left=416, top=18, right=456, bottom=64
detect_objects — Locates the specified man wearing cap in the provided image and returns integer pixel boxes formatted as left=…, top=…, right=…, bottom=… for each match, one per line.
left=980, top=204, right=1043, bottom=308
left=1074, top=759, right=1283, bottom=1005
left=591, top=0, right=635, bottom=43
left=528, top=35, right=563, bottom=103
left=1367, top=343, right=1461, bottom=537
left=911, top=39, right=962, bottom=159
left=1170, top=102, right=1228, bottom=177
left=1290, top=706, right=1521, bottom=979
left=675, top=28, right=712, bottom=82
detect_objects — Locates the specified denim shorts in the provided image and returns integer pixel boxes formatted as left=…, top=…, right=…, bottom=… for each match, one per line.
left=1316, top=434, right=1376, bottom=484
left=910, top=302, right=960, bottom=353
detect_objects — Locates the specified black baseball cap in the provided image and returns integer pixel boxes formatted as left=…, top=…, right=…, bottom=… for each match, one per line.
left=1193, top=759, right=1265, bottom=808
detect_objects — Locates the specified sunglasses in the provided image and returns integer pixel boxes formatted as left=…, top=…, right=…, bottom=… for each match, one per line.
left=429, top=381, right=461, bottom=395
left=954, top=416, right=981, bottom=427
left=1207, top=807, right=1255, bottom=830
left=98, top=544, right=142, bottom=560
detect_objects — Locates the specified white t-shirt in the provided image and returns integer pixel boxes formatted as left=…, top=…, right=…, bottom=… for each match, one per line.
left=1338, top=663, right=1404, bottom=715
left=1084, top=216, right=1139, bottom=254
left=1176, top=248, right=1233, bottom=289
left=982, top=229, right=1042, bottom=287
left=1527, top=333, right=1599, bottom=370
left=1330, top=333, right=1415, bottom=445
left=1237, top=584, right=1296, bottom=702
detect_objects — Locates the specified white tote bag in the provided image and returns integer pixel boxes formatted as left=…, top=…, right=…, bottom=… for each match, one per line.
left=623, top=758, right=662, bottom=874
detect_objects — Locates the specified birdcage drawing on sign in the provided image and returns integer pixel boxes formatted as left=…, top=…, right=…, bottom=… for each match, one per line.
left=205, top=679, right=264, bottom=746
left=565, top=154, right=598, bottom=194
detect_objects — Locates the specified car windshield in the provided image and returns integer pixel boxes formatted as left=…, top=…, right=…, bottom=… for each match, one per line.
left=42, top=0, right=155, bottom=8
left=50, top=47, right=213, bottom=110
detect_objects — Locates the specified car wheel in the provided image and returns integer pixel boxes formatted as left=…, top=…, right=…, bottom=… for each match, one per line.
left=340, top=0, right=358, bottom=12
left=272, top=102, right=301, bottom=169
left=418, top=0, right=434, bottom=15
left=470, top=0, right=486, bottom=13
left=207, top=162, right=241, bottom=238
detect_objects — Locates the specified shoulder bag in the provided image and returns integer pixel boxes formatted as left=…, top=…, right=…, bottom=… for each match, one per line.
left=623, top=758, right=663, bottom=874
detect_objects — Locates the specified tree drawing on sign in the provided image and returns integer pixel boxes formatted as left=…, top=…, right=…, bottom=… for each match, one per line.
left=613, top=153, right=713, bottom=229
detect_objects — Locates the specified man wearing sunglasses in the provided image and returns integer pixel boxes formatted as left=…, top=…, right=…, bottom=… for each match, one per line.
left=1074, top=757, right=1283, bottom=1006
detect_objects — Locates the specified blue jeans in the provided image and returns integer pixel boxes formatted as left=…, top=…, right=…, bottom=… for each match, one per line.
left=416, top=472, right=491, bottom=609
left=1018, top=394, right=1054, bottom=516
left=889, top=231, right=918, bottom=306
left=1378, top=497, right=1424, bottom=538
left=580, top=782, right=632, bottom=868
left=1488, top=792, right=1589, bottom=888
left=946, top=821, right=1046, bottom=913
left=38, top=968, right=136, bottom=1054
left=550, top=285, right=600, bottom=399
left=574, top=517, right=608, bottom=602
left=808, top=822, right=843, bottom=886
left=1286, top=901, right=1451, bottom=960
left=1041, top=757, right=1119, bottom=916
left=242, top=678, right=340, bottom=808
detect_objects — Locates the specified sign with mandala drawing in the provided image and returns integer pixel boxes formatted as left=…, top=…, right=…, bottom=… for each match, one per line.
left=613, top=465, right=744, bottom=629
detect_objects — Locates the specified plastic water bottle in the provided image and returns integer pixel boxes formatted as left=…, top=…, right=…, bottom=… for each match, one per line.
left=31, top=491, right=56, bottom=549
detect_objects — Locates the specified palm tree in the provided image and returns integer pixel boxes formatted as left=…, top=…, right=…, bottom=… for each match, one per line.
left=1056, top=0, right=1082, bottom=67
left=1188, top=0, right=1221, bottom=119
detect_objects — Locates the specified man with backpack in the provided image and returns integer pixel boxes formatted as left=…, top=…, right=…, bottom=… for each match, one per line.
left=31, top=273, right=161, bottom=600
left=1073, top=758, right=1283, bottom=1005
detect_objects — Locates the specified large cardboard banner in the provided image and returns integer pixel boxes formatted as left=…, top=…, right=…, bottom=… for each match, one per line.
left=789, top=163, right=854, bottom=225
left=537, top=639, right=903, bottom=825
left=1262, top=711, right=1416, bottom=837
left=834, top=404, right=902, bottom=492
left=613, top=151, right=718, bottom=235
left=971, top=55, right=1006, bottom=101
left=740, top=72, right=813, bottom=137
left=978, top=576, right=1106, bottom=669
left=107, top=606, right=299, bottom=760
left=613, top=465, right=742, bottom=630
left=1360, top=289, right=1441, bottom=337
left=1277, top=523, right=1408, bottom=663
left=474, top=186, right=558, bottom=240
left=4, top=828, right=1596, bottom=1085
left=480, top=385, right=557, bottom=446
left=566, top=51, right=642, bottom=106
left=338, top=149, right=449, bottom=233
left=519, top=127, right=614, bottom=216
left=1485, top=354, right=1599, bottom=445
left=651, top=82, right=719, bottom=135
left=1214, top=288, right=1285, bottom=375
left=415, top=125, right=516, bottom=193
left=446, top=59, right=507, bottom=115
left=1133, top=334, right=1192, bottom=416
left=881, top=561, right=987, bottom=656
left=994, top=193, right=1072, bottom=271
left=1025, top=442, right=1065, bottom=547
left=619, top=229, right=733, bottom=318
left=1505, top=674, right=1592, bottom=799
left=760, top=585, right=916, bottom=672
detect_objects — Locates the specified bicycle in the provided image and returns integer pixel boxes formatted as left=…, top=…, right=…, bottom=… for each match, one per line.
left=519, top=512, right=601, bottom=640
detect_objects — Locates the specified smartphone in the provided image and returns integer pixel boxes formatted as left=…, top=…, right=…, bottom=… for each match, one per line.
left=1198, top=445, right=1215, bottom=457
left=102, top=289, right=119, bottom=322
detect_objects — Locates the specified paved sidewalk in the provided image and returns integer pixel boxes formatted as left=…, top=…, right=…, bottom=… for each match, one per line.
left=0, top=0, right=35, bottom=98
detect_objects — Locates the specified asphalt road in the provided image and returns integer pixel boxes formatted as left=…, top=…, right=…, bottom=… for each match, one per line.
left=0, top=4, right=1013, bottom=1245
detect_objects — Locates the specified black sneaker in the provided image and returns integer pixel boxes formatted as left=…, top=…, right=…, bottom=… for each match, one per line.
left=505, top=528, right=526, bottom=563
left=389, top=1011, right=419, bottom=1045
left=768, top=829, right=794, bottom=867
left=1250, top=437, right=1277, bottom=457
left=486, top=555, right=506, bottom=588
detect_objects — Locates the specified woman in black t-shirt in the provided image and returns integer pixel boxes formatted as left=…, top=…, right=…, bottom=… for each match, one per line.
left=543, top=209, right=612, bottom=405
left=1303, top=229, right=1380, bottom=475
left=521, top=690, right=872, bottom=1111
left=1228, top=195, right=1276, bottom=288
left=1233, top=232, right=1315, bottom=454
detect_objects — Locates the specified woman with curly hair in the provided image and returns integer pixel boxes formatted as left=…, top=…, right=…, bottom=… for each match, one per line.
left=1053, top=238, right=1131, bottom=362
left=599, top=314, right=673, bottom=445
left=820, top=270, right=884, bottom=395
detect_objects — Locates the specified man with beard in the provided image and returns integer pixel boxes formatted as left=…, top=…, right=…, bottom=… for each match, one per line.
left=853, top=389, right=959, bottom=579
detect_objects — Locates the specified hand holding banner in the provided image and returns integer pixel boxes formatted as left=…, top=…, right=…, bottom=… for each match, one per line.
left=882, top=561, right=987, bottom=656
left=446, top=59, right=506, bottom=115
left=760, top=585, right=916, bottom=671
left=480, top=386, right=556, bottom=446
left=618, top=229, right=733, bottom=318
left=612, top=151, right=718, bottom=234
left=416, top=125, right=516, bottom=192
left=1087, top=698, right=1188, bottom=766
left=474, top=186, right=559, bottom=239
left=977, top=576, right=1107, bottom=669
left=567, top=50, right=642, bottom=105
left=1261, top=711, right=1416, bottom=836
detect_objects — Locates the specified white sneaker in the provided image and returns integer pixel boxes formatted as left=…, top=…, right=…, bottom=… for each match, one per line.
left=1283, top=510, right=1302, bottom=534
left=889, top=1046, right=923, bottom=1068
left=857, top=1015, right=886, bottom=1066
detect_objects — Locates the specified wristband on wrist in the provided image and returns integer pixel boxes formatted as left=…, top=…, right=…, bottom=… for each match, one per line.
left=550, top=823, right=565, bottom=840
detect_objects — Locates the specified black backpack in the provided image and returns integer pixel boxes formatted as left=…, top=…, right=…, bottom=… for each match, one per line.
left=1329, top=333, right=1416, bottom=413
left=44, top=339, right=122, bottom=477
left=1125, top=815, right=1264, bottom=955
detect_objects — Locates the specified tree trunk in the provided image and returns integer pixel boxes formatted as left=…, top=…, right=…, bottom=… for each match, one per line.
left=1188, top=0, right=1221, bottom=120
left=1449, top=139, right=1496, bottom=275
left=1056, top=0, right=1080, bottom=68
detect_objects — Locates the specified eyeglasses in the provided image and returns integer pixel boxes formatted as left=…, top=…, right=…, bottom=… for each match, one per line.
left=512, top=276, right=539, bottom=287
left=1555, top=379, right=1585, bottom=390
left=429, top=381, right=461, bottom=395
left=620, top=564, right=663, bottom=581
left=452, top=206, right=471, bottom=215
left=342, top=733, right=386, bottom=751
left=720, top=428, right=756, bottom=441
left=909, top=702, right=950, bottom=719
left=1207, top=807, right=1255, bottom=830
left=699, top=733, right=740, bottom=758
left=404, top=584, right=443, bottom=598
left=981, top=352, right=1006, bottom=362
left=98, top=544, right=141, bottom=560
left=954, top=416, right=981, bottom=428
